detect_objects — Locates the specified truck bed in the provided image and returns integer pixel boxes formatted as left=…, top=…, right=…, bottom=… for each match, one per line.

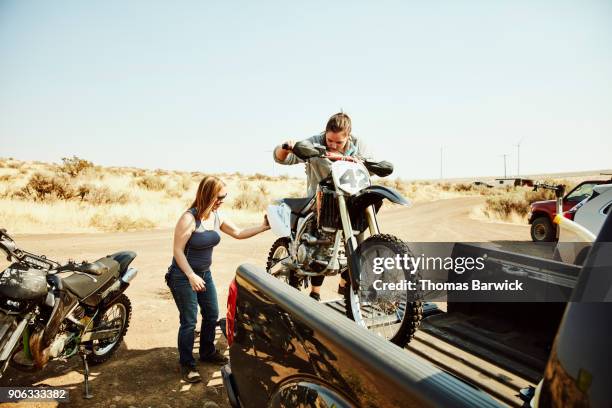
left=325, top=299, right=542, bottom=407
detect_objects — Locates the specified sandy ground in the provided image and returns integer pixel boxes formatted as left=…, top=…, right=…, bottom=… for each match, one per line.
left=0, top=196, right=530, bottom=408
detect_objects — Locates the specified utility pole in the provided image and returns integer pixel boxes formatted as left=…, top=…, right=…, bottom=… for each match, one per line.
left=501, top=154, right=507, bottom=178
left=516, top=137, right=524, bottom=177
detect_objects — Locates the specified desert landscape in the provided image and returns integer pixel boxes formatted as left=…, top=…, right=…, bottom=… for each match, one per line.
left=0, top=157, right=610, bottom=407
left=3, top=156, right=607, bottom=234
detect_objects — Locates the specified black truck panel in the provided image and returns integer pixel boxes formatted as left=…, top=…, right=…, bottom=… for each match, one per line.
left=227, top=263, right=500, bottom=408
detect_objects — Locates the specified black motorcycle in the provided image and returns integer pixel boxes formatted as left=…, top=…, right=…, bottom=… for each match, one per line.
left=0, top=229, right=137, bottom=398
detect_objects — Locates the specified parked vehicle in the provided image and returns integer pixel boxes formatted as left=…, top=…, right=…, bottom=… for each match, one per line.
left=554, top=183, right=612, bottom=265
left=529, top=178, right=611, bottom=242
left=265, top=140, right=422, bottom=347
left=223, top=212, right=612, bottom=408
left=573, top=183, right=612, bottom=236
left=0, top=229, right=137, bottom=398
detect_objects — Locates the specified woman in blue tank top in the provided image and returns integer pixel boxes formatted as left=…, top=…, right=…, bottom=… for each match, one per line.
left=166, top=176, right=270, bottom=383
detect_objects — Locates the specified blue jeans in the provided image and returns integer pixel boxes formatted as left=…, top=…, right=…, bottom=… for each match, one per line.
left=166, top=267, right=219, bottom=368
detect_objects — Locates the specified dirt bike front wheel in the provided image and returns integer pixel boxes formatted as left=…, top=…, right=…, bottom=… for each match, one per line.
left=344, top=234, right=423, bottom=348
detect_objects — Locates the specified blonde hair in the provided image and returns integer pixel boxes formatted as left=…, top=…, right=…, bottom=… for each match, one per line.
left=190, top=176, right=225, bottom=220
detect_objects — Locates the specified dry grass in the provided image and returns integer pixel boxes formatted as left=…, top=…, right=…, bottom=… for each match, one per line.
left=375, top=177, right=497, bottom=203
left=1, top=157, right=606, bottom=233
left=481, top=179, right=574, bottom=221
left=0, top=158, right=304, bottom=233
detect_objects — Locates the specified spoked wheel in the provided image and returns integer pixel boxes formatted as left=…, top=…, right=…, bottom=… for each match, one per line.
left=266, top=238, right=300, bottom=289
left=88, top=294, right=131, bottom=364
left=344, top=234, right=423, bottom=348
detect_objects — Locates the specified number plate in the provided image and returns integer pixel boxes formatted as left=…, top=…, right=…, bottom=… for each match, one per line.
left=331, top=161, right=370, bottom=195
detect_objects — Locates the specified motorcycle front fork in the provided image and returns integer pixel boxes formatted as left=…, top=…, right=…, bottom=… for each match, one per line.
left=337, top=195, right=380, bottom=291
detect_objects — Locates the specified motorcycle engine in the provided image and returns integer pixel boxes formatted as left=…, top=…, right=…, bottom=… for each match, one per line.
left=296, top=222, right=337, bottom=272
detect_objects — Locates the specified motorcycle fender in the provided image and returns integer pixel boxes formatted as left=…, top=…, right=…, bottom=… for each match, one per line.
left=267, top=203, right=291, bottom=237
left=353, top=185, right=411, bottom=209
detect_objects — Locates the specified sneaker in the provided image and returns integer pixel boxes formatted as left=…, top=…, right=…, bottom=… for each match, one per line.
left=181, top=366, right=202, bottom=383
left=200, top=350, right=228, bottom=364
left=309, top=292, right=321, bottom=301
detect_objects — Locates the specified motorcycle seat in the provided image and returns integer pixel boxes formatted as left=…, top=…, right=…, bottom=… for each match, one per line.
left=283, top=196, right=314, bottom=214
left=108, top=251, right=137, bottom=275
left=61, top=257, right=120, bottom=300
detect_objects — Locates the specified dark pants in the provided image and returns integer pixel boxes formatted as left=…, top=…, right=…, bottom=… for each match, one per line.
left=166, top=267, right=219, bottom=368
left=311, top=231, right=366, bottom=288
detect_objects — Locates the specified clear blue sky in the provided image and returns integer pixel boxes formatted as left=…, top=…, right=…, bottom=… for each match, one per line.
left=1, top=1, right=611, bottom=179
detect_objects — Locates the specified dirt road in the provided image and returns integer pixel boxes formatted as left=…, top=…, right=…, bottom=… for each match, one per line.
left=1, top=197, right=529, bottom=407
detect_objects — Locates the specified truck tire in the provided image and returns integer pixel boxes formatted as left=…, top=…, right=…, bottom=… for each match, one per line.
left=266, top=238, right=300, bottom=289
left=530, top=216, right=556, bottom=242
left=345, top=234, right=423, bottom=347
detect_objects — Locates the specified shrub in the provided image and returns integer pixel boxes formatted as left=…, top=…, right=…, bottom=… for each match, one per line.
left=165, top=187, right=183, bottom=199
left=22, top=173, right=77, bottom=200
left=484, top=195, right=530, bottom=219
left=248, top=173, right=273, bottom=181
left=89, top=213, right=155, bottom=232
left=452, top=183, right=474, bottom=192
left=438, top=182, right=451, bottom=191
left=81, top=185, right=132, bottom=205
left=232, top=183, right=270, bottom=211
left=179, top=174, right=192, bottom=191
left=59, top=156, right=94, bottom=177
left=137, top=175, right=166, bottom=191
left=257, top=183, right=269, bottom=196
left=238, top=181, right=250, bottom=192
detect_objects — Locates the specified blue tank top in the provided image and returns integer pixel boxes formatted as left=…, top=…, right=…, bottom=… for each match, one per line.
left=171, top=208, right=221, bottom=273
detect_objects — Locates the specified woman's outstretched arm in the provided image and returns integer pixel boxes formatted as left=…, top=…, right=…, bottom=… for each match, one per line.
left=220, top=214, right=270, bottom=240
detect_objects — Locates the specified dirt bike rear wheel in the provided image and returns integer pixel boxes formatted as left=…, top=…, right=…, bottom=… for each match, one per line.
left=88, top=294, right=131, bottom=364
left=344, top=234, right=423, bottom=348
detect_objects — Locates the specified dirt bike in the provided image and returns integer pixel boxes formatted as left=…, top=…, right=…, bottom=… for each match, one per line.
left=266, top=141, right=422, bottom=347
left=0, top=229, right=137, bottom=398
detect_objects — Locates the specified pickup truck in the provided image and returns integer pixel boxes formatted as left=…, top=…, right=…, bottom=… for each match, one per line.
left=529, top=178, right=611, bottom=242
left=222, top=214, right=612, bottom=407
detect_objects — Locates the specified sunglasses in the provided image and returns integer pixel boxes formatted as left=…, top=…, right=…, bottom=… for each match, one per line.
left=216, top=194, right=227, bottom=203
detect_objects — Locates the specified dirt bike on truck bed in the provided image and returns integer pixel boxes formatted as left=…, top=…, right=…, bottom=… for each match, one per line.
left=265, top=140, right=422, bottom=347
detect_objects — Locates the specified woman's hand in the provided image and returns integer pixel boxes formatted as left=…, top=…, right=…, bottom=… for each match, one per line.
left=188, top=273, right=206, bottom=292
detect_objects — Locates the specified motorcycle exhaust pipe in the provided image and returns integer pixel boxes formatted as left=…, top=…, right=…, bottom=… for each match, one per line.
left=101, top=267, right=138, bottom=299
left=100, top=267, right=138, bottom=308
left=121, top=267, right=138, bottom=284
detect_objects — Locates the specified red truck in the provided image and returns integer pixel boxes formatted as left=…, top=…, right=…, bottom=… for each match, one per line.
left=529, top=178, right=611, bottom=242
